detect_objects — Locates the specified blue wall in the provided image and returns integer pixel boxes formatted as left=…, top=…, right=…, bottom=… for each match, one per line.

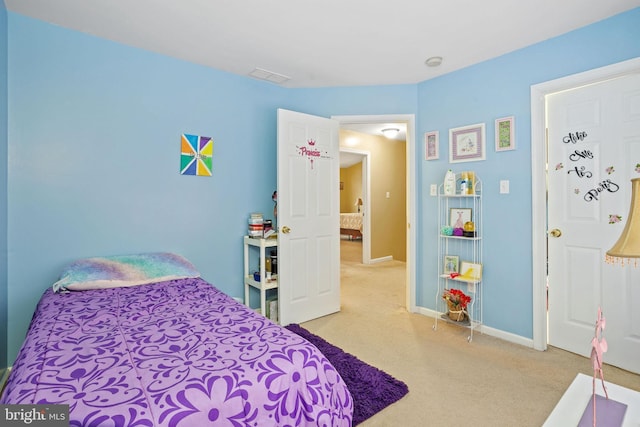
left=0, top=0, right=8, bottom=369
left=417, top=8, right=640, bottom=338
left=4, top=13, right=417, bottom=362
left=3, top=7, right=640, bottom=364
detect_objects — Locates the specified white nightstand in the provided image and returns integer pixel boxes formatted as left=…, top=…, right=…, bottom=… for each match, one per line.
left=243, top=236, right=278, bottom=321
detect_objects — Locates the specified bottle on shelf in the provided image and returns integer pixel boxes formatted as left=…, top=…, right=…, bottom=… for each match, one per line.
left=444, top=169, right=456, bottom=195
left=466, top=171, right=475, bottom=194
left=460, top=171, right=469, bottom=194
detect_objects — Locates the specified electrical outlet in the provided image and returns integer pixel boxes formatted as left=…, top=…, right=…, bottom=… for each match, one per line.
left=430, top=184, right=437, bottom=196
left=467, top=283, right=476, bottom=294
left=500, top=180, right=510, bottom=194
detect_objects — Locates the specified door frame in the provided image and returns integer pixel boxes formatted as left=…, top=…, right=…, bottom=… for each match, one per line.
left=339, top=148, right=371, bottom=264
left=530, top=57, right=640, bottom=351
left=332, top=114, right=416, bottom=312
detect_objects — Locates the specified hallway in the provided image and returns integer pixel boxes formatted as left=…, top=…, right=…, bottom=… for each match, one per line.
left=339, top=239, right=406, bottom=315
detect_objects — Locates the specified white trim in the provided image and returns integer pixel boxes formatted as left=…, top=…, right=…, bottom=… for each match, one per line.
left=479, top=325, right=534, bottom=348
left=530, top=57, right=640, bottom=352
left=333, top=114, right=417, bottom=313
left=417, top=307, right=534, bottom=348
left=370, top=255, right=393, bottom=264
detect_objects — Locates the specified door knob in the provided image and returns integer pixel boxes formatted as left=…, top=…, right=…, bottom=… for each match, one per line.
left=549, top=228, right=562, bottom=238
left=281, top=226, right=291, bottom=234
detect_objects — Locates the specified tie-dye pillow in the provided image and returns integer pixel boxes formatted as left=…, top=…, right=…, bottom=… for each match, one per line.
left=52, top=252, right=200, bottom=292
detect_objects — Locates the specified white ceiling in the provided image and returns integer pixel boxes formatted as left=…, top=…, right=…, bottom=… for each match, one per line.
left=339, top=151, right=365, bottom=169
left=5, top=0, right=639, bottom=88
left=341, top=122, right=407, bottom=141
left=339, top=123, right=407, bottom=168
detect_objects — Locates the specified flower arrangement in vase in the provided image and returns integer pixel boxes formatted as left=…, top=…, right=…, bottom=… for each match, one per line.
left=442, top=288, right=471, bottom=322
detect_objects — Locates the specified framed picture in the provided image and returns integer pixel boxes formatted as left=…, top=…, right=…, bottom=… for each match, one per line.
left=443, top=255, right=459, bottom=274
left=425, top=131, right=439, bottom=160
left=449, top=123, right=486, bottom=163
left=460, top=261, right=483, bottom=281
left=495, top=116, right=515, bottom=151
left=449, top=208, right=472, bottom=228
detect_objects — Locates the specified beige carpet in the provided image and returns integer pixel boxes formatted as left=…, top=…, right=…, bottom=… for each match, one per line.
left=300, top=239, right=640, bottom=426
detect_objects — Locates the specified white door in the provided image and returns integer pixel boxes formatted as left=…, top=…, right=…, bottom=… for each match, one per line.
left=547, top=73, right=640, bottom=373
left=277, top=108, right=341, bottom=325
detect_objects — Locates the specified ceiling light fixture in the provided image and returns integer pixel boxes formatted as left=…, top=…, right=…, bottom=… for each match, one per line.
left=381, top=128, right=400, bottom=139
left=425, top=56, right=443, bottom=67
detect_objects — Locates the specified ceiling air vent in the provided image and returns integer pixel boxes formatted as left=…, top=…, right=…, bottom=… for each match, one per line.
left=249, top=68, right=291, bottom=84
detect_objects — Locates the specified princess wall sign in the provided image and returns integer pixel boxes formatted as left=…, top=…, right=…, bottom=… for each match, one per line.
left=296, top=138, right=331, bottom=169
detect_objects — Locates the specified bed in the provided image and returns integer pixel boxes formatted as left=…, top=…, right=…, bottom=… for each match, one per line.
left=0, top=252, right=353, bottom=426
left=340, top=212, right=363, bottom=240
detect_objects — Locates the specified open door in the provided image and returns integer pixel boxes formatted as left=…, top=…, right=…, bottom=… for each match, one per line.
left=277, top=109, right=341, bottom=325
left=546, top=73, right=640, bottom=374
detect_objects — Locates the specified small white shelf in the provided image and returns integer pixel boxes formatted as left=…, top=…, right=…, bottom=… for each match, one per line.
left=243, top=236, right=278, bottom=322
left=439, top=274, right=481, bottom=285
left=433, top=174, right=483, bottom=342
left=439, top=234, right=482, bottom=241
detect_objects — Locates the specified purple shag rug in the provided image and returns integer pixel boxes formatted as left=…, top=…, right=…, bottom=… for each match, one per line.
left=285, top=324, right=409, bottom=425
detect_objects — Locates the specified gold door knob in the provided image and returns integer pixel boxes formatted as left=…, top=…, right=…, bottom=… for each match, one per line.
left=281, top=226, right=291, bottom=234
left=549, top=228, right=562, bottom=238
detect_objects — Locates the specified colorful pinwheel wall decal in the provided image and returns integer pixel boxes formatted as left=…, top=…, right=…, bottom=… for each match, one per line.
left=180, top=134, right=213, bottom=176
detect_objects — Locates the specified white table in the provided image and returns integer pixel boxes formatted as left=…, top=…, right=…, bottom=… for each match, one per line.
left=243, top=236, right=278, bottom=320
left=544, top=373, right=640, bottom=426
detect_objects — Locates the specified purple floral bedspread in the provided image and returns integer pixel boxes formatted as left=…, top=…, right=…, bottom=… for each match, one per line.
left=1, top=278, right=353, bottom=426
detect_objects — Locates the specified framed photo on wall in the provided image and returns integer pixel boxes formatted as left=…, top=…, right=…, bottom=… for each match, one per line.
left=449, top=123, right=486, bottom=163
left=425, top=131, right=439, bottom=160
left=495, top=116, right=515, bottom=151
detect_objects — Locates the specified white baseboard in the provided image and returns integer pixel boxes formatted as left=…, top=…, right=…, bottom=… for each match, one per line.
left=416, top=306, right=535, bottom=349
left=369, top=255, right=393, bottom=264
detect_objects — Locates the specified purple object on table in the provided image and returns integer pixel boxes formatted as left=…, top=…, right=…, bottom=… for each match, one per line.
left=578, top=394, right=627, bottom=427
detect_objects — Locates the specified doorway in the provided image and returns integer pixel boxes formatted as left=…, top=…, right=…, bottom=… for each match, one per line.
left=334, top=114, right=416, bottom=312
left=339, top=149, right=370, bottom=263
left=531, top=58, right=640, bottom=371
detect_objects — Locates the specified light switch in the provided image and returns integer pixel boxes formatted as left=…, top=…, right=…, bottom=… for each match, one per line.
left=386, top=192, right=390, bottom=198
left=430, top=184, right=437, bottom=196
left=500, top=180, right=510, bottom=194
